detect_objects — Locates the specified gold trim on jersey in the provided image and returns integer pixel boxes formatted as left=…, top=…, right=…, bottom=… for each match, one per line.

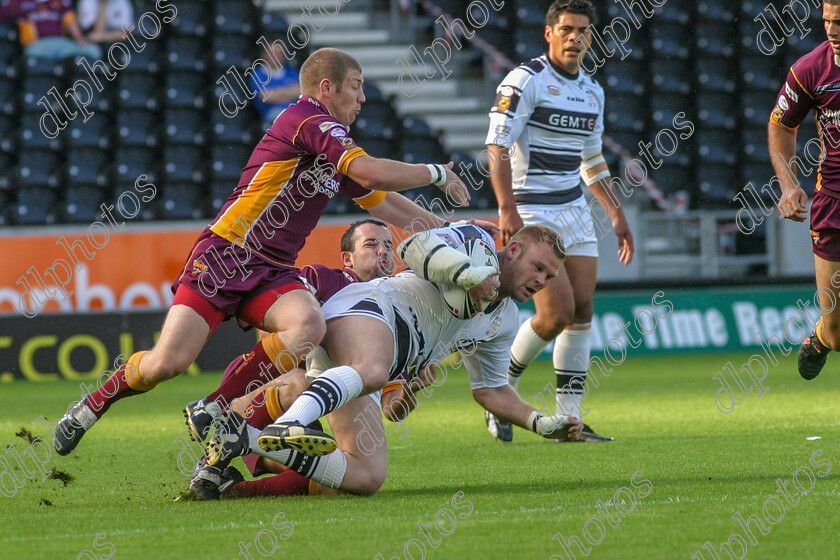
left=210, top=159, right=301, bottom=243
left=337, top=146, right=367, bottom=175
left=790, top=67, right=815, bottom=100
left=354, top=189, right=387, bottom=209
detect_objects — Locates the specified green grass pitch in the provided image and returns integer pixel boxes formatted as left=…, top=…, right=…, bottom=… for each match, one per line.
left=1, top=351, right=837, bottom=560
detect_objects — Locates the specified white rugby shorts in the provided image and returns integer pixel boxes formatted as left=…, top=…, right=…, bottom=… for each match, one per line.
left=516, top=197, right=599, bottom=258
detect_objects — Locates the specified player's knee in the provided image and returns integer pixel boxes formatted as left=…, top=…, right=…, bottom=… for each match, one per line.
left=351, top=468, right=386, bottom=496
left=296, top=308, right=327, bottom=347
left=360, top=366, right=390, bottom=392
left=142, top=353, right=190, bottom=382
left=532, top=311, right=572, bottom=338
left=572, top=300, right=594, bottom=324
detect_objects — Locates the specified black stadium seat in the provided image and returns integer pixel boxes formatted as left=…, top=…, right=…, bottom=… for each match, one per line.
left=14, top=187, right=57, bottom=225
left=163, top=71, right=207, bottom=109
left=17, top=148, right=62, bottom=188
left=164, top=108, right=207, bottom=145
left=211, top=144, right=250, bottom=181
left=158, top=183, right=204, bottom=220
left=62, top=185, right=105, bottom=223
left=66, top=147, right=111, bottom=187
left=116, top=109, right=159, bottom=147
left=163, top=145, right=207, bottom=183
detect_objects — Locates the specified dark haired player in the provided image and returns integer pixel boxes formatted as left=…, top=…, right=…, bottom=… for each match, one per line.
left=483, top=0, right=633, bottom=442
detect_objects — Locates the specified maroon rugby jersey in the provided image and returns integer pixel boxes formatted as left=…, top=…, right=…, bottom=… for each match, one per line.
left=209, top=96, right=386, bottom=266
left=299, top=264, right=360, bottom=303
left=771, top=41, right=840, bottom=198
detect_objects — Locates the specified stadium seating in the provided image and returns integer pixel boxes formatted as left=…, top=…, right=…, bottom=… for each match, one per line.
left=0, top=1, right=809, bottom=226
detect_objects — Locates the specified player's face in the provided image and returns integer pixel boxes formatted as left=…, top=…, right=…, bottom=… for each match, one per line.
left=503, top=242, right=562, bottom=302
left=824, top=4, right=840, bottom=55
left=545, top=12, right=592, bottom=74
left=344, top=224, right=395, bottom=281
left=332, top=71, right=366, bottom=126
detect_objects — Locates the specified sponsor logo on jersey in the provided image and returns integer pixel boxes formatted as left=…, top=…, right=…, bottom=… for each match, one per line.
left=339, top=136, right=357, bottom=150
left=771, top=107, right=784, bottom=123
left=330, top=127, right=347, bottom=138
left=532, top=107, right=597, bottom=132
left=567, top=96, right=586, bottom=103
left=547, top=85, right=561, bottom=96
left=815, top=81, right=840, bottom=93
left=586, top=90, right=597, bottom=108
left=493, top=88, right=521, bottom=114
left=785, top=82, right=799, bottom=103
left=319, top=121, right=344, bottom=133
left=777, top=95, right=789, bottom=111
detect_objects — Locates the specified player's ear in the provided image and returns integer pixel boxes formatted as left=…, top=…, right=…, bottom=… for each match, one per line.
left=319, top=78, right=332, bottom=96
left=340, top=251, right=353, bottom=268
left=506, top=241, right=521, bottom=261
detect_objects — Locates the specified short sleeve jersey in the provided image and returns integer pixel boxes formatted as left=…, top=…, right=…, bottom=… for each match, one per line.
left=209, top=96, right=386, bottom=266
left=485, top=55, right=605, bottom=198
left=770, top=41, right=840, bottom=198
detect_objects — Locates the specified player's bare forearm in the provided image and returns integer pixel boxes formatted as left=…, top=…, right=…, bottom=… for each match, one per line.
left=348, top=156, right=470, bottom=206
left=768, top=123, right=808, bottom=221
left=486, top=144, right=522, bottom=244
left=590, top=174, right=635, bottom=264
left=472, top=385, right=535, bottom=428
left=383, top=366, right=437, bottom=422
left=367, top=192, right=446, bottom=231
left=486, top=144, right=515, bottom=211
left=768, top=124, right=800, bottom=193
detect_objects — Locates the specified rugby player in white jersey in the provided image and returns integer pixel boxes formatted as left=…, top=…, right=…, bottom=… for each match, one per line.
left=197, top=224, right=582, bottom=497
left=484, top=0, right=634, bottom=442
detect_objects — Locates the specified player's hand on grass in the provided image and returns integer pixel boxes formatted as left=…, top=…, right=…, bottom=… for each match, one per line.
left=467, top=272, right=500, bottom=311
left=498, top=208, right=524, bottom=246
left=440, top=162, right=471, bottom=208
left=540, top=415, right=583, bottom=441
left=779, top=185, right=808, bottom=222
left=613, top=214, right=634, bottom=265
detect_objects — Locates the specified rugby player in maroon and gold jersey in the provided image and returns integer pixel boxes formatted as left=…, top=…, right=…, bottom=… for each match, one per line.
left=769, top=0, right=840, bottom=380
left=52, top=47, right=482, bottom=457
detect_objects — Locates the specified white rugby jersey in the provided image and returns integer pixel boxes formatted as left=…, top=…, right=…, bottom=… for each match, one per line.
left=485, top=55, right=605, bottom=202
left=373, top=224, right=519, bottom=388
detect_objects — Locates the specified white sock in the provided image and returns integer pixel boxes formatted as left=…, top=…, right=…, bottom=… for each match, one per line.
left=277, top=365, right=364, bottom=426
left=253, top=438, right=348, bottom=490
left=553, top=325, right=591, bottom=419
left=509, top=317, right=552, bottom=390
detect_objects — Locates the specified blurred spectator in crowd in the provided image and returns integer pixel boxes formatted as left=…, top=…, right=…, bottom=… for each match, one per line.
left=0, top=0, right=101, bottom=59
left=251, top=40, right=300, bottom=124
left=78, top=0, right=133, bottom=43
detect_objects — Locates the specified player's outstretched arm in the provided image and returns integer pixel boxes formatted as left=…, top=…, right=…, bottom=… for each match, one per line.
left=472, top=385, right=582, bottom=441
left=347, top=156, right=470, bottom=207
left=768, top=123, right=808, bottom=222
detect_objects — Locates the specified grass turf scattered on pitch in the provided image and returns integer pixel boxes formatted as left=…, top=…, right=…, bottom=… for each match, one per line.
left=1, top=351, right=837, bottom=559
